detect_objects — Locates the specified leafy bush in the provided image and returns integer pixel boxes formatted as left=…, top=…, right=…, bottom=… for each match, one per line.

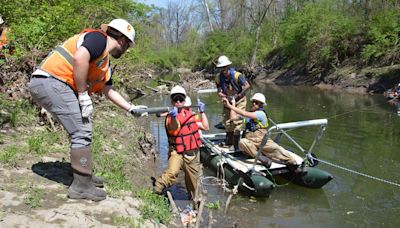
left=1, top=0, right=148, bottom=61
left=361, top=9, right=400, bottom=64
left=195, top=28, right=255, bottom=69
left=278, top=0, right=361, bottom=67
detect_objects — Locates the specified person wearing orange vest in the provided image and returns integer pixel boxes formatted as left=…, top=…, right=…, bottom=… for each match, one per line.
left=154, top=85, right=209, bottom=200
left=0, top=15, right=13, bottom=59
left=215, top=55, right=250, bottom=151
left=0, top=16, right=7, bottom=49
left=28, top=19, right=147, bottom=201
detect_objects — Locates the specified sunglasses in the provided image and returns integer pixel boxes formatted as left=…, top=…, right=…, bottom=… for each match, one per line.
left=171, top=94, right=185, bottom=103
left=252, top=100, right=262, bottom=105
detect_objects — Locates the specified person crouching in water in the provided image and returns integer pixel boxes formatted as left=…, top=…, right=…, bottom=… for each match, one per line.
left=222, top=93, right=297, bottom=168
left=154, top=85, right=209, bottom=199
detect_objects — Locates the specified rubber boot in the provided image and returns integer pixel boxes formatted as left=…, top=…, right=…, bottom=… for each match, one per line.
left=220, top=132, right=234, bottom=148
left=258, top=155, right=272, bottom=168
left=68, top=171, right=107, bottom=201
left=92, top=175, right=104, bottom=188
left=153, top=177, right=164, bottom=195
left=233, top=134, right=240, bottom=151
left=68, top=147, right=106, bottom=201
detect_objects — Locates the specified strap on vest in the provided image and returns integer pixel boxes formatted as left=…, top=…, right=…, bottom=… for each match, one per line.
left=220, top=68, right=242, bottom=94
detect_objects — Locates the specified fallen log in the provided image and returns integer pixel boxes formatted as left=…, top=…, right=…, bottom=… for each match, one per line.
left=158, top=79, right=176, bottom=85
left=145, top=86, right=159, bottom=93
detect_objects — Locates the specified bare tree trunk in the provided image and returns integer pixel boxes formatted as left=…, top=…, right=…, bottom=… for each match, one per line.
left=365, top=0, right=372, bottom=20
left=248, top=0, right=273, bottom=68
left=250, top=25, right=261, bottom=69
left=202, top=0, right=214, bottom=32
left=218, top=0, right=226, bottom=30
left=240, top=0, right=246, bottom=31
left=272, top=0, right=278, bottom=48
left=175, top=11, right=179, bottom=45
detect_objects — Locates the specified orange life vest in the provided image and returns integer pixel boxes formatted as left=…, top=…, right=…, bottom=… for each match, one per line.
left=39, top=29, right=110, bottom=94
left=166, top=109, right=202, bottom=153
left=0, top=28, right=8, bottom=49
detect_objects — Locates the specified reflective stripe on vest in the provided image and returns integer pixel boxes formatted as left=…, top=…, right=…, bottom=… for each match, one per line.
left=166, top=109, right=202, bottom=153
left=39, top=29, right=110, bottom=94
left=243, top=109, right=269, bottom=132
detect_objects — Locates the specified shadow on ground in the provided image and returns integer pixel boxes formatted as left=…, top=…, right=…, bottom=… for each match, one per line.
left=32, top=161, right=72, bottom=186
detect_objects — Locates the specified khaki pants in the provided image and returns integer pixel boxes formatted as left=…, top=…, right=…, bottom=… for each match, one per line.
left=155, top=149, right=200, bottom=199
left=223, top=96, right=247, bottom=135
left=239, top=134, right=297, bottom=165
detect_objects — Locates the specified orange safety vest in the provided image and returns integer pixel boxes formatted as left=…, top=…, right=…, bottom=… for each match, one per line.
left=39, top=29, right=110, bottom=94
left=0, top=28, right=8, bottom=49
left=165, top=109, right=202, bottom=153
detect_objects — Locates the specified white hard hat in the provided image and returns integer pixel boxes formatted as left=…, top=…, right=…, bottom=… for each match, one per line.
left=107, top=19, right=135, bottom=44
left=184, top=96, right=192, bottom=107
left=0, top=16, right=4, bottom=25
left=250, top=93, right=266, bottom=104
left=170, top=85, right=186, bottom=96
left=216, top=55, right=232, bottom=68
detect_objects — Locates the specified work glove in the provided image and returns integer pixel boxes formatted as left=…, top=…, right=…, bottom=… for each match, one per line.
left=234, top=93, right=243, bottom=102
left=129, top=104, right=148, bottom=117
left=169, top=107, right=178, bottom=118
left=198, top=101, right=205, bottom=113
left=78, top=91, right=93, bottom=118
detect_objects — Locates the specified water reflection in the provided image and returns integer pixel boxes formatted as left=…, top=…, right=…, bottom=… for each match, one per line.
left=143, top=84, right=400, bottom=227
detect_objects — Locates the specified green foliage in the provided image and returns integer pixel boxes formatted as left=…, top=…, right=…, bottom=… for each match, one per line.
left=95, top=153, right=133, bottom=196
left=196, top=29, right=254, bottom=69
left=361, top=9, right=400, bottom=64
left=28, top=129, right=65, bottom=155
left=205, top=200, right=221, bottom=210
left=135, top=188, right=171, bottom=224
left=112, top=215, right=143, bottom=227
left=0, top=146, right=19, bottom=166
left=278, top=0, right=361, bottom=66
left=0, top=0, right=150, bottom=61
left=24, top=186, right=43, bottom=208
left=28, top=134, right=48, bottom=155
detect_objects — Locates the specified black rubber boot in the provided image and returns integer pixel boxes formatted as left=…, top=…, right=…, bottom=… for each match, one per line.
left=258, top=155, right=272, bottom=168
left=220, top=132, right=234, bottom=147
left=92, top=175, right=104, bottom=188
left=233, top=134, right=240, bottom=151
left=68, top=172, right=107, bottom=201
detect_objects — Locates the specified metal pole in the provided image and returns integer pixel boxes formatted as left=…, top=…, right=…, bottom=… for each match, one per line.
left=157, top=120, right=160, bottom=153
left=268, top=117, right=307, bottom=154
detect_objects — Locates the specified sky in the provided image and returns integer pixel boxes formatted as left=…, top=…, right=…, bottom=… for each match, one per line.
left=137, top=0, right=169, bottom=8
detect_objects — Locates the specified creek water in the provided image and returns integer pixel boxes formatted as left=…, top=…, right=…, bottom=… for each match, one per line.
left=142, top=84, right=400, bottom=227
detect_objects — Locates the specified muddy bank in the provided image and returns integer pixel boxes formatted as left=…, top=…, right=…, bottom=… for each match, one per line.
left=0, top=59, right=172, bottom=227
left=0, top=108, right=168, bottom=227
left=253, top=52, right=400, bottom=94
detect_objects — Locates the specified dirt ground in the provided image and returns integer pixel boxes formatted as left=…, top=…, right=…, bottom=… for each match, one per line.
left=0, top=151, right=165, bottom=227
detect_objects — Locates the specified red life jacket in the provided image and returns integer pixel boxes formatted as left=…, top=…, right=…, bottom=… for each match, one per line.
left=166, top=109, right=202, bottom=153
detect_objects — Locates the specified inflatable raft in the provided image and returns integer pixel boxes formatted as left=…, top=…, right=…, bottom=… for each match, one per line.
left=200, top=119, right=333, bottom=197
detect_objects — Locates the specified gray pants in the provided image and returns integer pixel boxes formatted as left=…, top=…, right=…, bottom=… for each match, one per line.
left=29, top=76, right=92, bottom=149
